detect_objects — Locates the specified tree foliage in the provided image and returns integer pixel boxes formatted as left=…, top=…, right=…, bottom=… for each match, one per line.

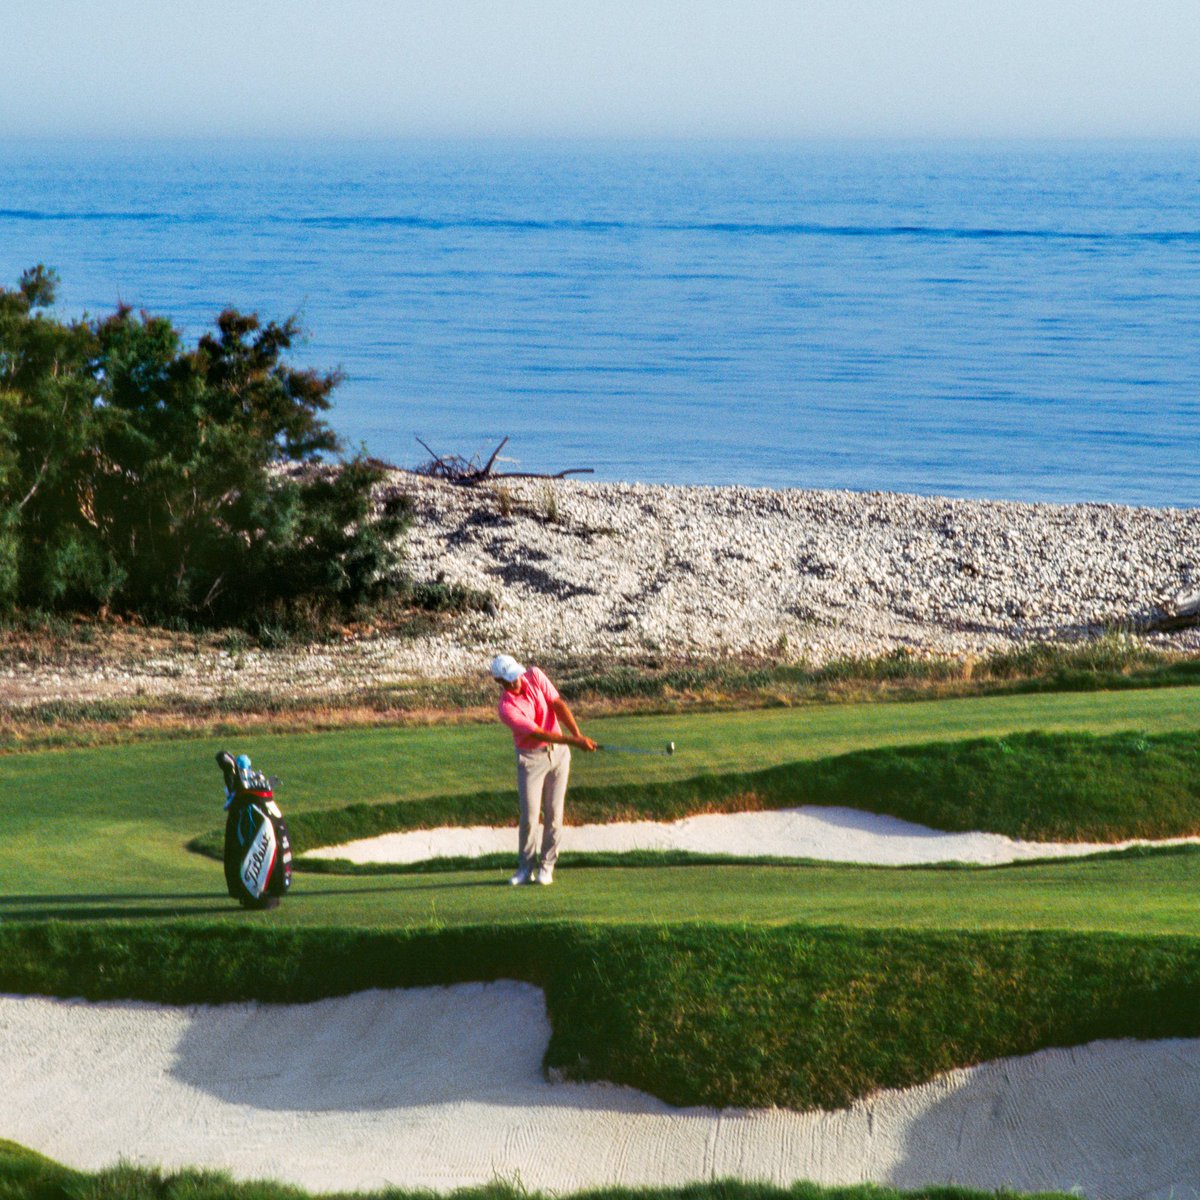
left=0, top=267, right=408, bottom=627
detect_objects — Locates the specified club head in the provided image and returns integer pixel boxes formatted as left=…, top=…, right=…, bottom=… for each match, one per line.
left=667, top=742, right=675, bottom=754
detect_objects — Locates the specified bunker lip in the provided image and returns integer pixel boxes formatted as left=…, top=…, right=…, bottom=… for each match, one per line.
left=305, top=805, right=1200, bottom=868
left=0, top=985, right=1195, bottom=1198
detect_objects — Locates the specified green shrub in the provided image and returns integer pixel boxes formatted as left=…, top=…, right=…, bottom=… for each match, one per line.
left=405, top=579, right=495, bottom=614
left=0, top=267, right=408, bottom=629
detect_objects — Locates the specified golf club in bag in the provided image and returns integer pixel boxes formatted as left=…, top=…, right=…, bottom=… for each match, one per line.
left=216, top=750, right=292, bottom=909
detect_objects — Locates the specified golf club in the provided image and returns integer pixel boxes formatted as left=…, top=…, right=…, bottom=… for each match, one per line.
left=597, top=741, right=676, bottom=756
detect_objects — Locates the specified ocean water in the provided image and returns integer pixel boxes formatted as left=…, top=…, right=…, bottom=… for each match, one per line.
left=2, top=138, right=1198, bottom=505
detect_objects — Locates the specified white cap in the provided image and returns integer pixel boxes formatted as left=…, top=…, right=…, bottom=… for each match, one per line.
left=489, top=654, right=526, bottom=683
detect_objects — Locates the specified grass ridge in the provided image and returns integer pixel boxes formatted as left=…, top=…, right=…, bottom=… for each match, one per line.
left=187, top=729, right=1200, bottom=861
left=2, top=920, right=1198, bottom=1112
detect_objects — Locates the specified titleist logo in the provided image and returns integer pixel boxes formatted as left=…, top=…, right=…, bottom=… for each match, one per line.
left=243, top=823, right=275, bottom=894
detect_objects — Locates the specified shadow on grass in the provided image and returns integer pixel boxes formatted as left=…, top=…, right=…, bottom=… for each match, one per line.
left=0, top=892, right=239, bottom=919
left=0, top=873, right=514, bottom=921
left=0, top=892, right=221, bottom=906
left=288, top=876, right=505, bottom=899
left=0, top=889, right=247, bottom=920
left=0, top=902, right=236, bottom=920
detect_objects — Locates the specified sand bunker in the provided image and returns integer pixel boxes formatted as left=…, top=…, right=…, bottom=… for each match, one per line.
left=0, top=984, right=1196, bottom=1197
left=306, top=805, right=1200, bottom=867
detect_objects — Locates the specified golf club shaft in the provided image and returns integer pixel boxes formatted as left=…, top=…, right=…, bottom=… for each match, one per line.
left=598, top=742, right=675, bottom=756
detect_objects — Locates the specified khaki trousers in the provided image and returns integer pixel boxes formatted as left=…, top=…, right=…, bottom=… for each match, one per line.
left=515, top=742, right=571, bottom=872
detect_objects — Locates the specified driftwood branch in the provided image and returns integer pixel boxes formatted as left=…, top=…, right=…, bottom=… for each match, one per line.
left=480, top=436, right=510, bottom=476
left=413, top=437, right=593, bottom=484
left=1145, top=589, right=1200, bottom=632
left=414, top=437, right=453, bottom=475
left=488, top=468, right=594, bottom=480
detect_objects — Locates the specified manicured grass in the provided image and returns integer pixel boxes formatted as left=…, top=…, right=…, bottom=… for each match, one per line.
left=6, top=849, right=1200, bottom=932
left=812, top=730, right=1200, bottom=840
left=2, top=684, right=1200, bottom=1195
left=259, top=728, right=1200, bottom=862
left=2, top=689, right=1200, bottom=933
left=8, top=686, right=1200, bottom=872
left=0, top=1136, right=1073, bottom=1199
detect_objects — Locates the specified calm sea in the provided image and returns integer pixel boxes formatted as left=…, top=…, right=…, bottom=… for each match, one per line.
left=2, top=139, right=1198, bottom=505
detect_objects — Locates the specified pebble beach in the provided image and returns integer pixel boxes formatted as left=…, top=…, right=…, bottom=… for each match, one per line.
left=3, top=472, right=1198, bottom=706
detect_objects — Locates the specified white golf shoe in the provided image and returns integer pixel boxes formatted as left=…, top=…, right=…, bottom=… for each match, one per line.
left=534, top=865, right=554, bottom=886
left=509, top=867, right=533, bottom=886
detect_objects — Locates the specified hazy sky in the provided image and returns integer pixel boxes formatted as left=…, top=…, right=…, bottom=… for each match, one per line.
left=4, top=0, right=1199, bottom=140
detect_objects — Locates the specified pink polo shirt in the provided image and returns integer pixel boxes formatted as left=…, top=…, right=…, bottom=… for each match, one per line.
left=497, top=666, right=562, bottom=752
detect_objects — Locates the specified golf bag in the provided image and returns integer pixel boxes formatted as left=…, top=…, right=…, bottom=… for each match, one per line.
left=216, top=750, right=292, bottom=909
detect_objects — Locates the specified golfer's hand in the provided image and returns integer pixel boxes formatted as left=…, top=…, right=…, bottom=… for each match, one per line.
left=575, top=736, right=598, bottom=752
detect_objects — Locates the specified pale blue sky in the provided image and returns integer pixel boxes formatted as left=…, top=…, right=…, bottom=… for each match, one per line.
left=3, top=0, right=1199, bottom=139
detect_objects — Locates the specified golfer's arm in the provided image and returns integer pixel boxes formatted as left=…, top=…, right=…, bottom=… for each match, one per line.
left=528, top=729, right=575, bottom=746
left=524, top=699, right=593, bottom=749
left=550, top=697, right=583, bottom=739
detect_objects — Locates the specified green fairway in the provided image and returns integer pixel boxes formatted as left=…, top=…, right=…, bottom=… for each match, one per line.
left=1, top=686, right=1198, bottom=930
left=3, top=683, right=1200, bottom=1141
left=4, top=851, right=1199, bottom=933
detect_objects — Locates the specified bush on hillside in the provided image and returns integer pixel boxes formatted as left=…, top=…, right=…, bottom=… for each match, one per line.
left=0, top=265, right=409, bottom=628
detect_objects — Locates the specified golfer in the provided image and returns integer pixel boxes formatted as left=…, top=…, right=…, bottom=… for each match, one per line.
left=491, top=654, right=596, bottom=886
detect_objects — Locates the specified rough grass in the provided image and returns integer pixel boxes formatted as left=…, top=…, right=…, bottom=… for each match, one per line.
left=562, top=635, right=1198, bottom=702
left=0, top=1136, right=1073, bottom=1199
left=2, top=636, right=1198, bottom=754
left=1, top=922, right=1198, bottom=1113
left=201, top=729, right=1200, bottom=863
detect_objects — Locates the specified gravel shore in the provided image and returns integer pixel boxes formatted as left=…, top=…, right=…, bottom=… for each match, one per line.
left=3, top=473, right=1198, bottom=706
